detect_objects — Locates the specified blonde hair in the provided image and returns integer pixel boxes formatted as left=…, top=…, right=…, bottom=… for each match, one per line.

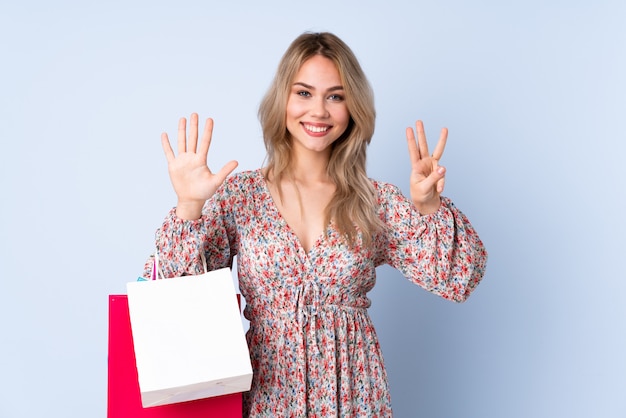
left=258, top=32, right=384, bottom=246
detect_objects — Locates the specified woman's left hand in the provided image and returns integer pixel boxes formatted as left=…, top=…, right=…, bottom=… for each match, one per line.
left=406, top=120, right=448, bottom=215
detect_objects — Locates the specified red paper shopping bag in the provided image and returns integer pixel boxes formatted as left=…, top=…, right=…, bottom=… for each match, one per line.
left=107, top=295, right=243, bottom=417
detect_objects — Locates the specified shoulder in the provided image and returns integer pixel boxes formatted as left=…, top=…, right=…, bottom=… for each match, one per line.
left=223, top=169, right=264, bottom=191
left=210, top=170, right=264, bottom=209
left=370, top=178, right=406, bottom=204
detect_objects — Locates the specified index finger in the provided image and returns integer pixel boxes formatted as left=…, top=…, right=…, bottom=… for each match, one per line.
left=406, top=126, right=421, bottom=166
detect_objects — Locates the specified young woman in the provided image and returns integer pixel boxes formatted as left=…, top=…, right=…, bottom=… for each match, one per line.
left=146, top=32, right=487, bottom=417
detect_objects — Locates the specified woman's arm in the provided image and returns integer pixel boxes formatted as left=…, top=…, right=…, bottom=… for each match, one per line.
left=375, top=186, right=487, bottom=302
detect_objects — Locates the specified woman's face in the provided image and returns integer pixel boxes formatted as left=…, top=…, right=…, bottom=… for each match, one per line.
left=285, top=55, right=350, bottom=158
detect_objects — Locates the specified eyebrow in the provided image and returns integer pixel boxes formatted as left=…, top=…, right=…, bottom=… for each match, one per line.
left=293, top=82, right=344, bottom=92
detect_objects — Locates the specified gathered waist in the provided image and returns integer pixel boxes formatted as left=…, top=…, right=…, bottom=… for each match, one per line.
left=245, top=281, right=370, bottom=325
left=248, top=302, right=368, bottom=322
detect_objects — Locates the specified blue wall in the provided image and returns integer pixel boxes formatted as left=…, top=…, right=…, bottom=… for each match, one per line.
left=1, top=1, right=624, bottom=417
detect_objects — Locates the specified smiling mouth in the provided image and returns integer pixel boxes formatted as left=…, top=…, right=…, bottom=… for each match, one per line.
left=302, top=123, right=331, bottom=133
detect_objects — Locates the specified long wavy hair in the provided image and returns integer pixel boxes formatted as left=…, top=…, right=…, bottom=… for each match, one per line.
left=258, top=32, right=385, bottom=246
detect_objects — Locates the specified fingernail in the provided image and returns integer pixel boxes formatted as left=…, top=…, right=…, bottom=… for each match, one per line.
left=437, top=166, right=445, bottom=174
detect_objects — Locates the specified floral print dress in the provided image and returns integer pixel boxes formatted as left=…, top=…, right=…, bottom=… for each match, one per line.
left=146, top=169, right=487, bottom=417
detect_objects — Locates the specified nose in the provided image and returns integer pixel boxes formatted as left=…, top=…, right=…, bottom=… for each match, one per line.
left=310, top=97, right=329, bottom=118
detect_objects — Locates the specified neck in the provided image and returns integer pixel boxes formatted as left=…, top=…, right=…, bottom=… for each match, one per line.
left=288, top=150, right=332, bottom=184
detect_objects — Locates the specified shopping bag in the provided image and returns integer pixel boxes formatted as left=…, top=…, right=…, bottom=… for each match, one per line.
left=126, top=266, right=253, bottom=408
left=107, top=294, right=243, bottom=417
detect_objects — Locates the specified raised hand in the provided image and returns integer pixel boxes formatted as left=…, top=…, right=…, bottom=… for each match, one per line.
left=406, top=120, right=448, bottom=215
left=161, top=113, right=238, bottom=220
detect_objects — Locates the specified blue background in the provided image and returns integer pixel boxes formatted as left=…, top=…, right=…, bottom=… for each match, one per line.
left=1, top=1, right=624, bottom=417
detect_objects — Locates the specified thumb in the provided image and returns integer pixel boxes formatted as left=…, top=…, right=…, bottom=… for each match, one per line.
left=420, top=165, right=446, bottom=191
left=213, top=160, right=239, bottom=184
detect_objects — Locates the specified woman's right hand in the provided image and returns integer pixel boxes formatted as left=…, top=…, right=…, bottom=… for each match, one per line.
left=161, top=113, right=238, bottom=220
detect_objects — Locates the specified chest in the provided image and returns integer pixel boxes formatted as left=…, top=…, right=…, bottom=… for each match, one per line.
left=235, top=205, right=376, bottom=297
left=267, top=179, right=335, bottom=254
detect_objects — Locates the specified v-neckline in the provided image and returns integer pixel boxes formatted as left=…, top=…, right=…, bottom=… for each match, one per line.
left=256, top=169, right=328, bottom=258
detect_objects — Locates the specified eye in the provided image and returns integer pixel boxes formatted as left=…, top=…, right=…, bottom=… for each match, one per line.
left=297, top=90, right=311, bottom=97
left=328, top=94, right=344, bottom=102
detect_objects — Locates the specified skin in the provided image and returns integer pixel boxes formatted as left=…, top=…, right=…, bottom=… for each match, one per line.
left=161, top=55, right=448, bottom=248
left=266, top=55, right=350, bottom=252
left=406, top=120, right=447, bottom=215
left=161, top=114, right=239, bottom=220
left=285, top=55, right=350, bottom=158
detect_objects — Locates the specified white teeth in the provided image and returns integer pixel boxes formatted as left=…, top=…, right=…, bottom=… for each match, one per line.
left=304, top=124, right=329, bottom=133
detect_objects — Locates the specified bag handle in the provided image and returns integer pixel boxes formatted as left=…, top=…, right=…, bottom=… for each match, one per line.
left=152, top=251, right=208, bottom=280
